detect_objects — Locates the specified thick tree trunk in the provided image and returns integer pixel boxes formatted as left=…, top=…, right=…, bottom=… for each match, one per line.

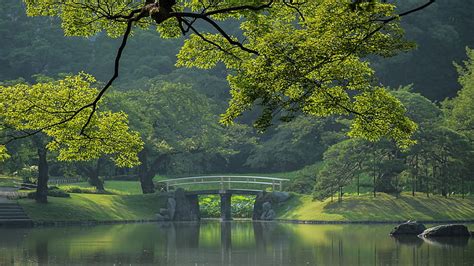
left=36, top=145, right=49, bottom=203
left=138, top=150, right=155, bottom=194
left=88, top=158, right=104, bottom=191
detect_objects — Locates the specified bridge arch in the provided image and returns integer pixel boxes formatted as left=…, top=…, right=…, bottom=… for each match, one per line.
left=157, top=176, right=289, bottom=221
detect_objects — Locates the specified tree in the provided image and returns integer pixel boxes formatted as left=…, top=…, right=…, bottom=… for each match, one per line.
left=314, top=138, right=369, bottom=201
left=109, top=81, right=249, bottom=192
left=0, top=73, right=143, bottom=202
left=246, top=116, right=345, bottom=172
left=444, top=47, right=474, bottom=142
left=20, top=0, right=435, bottom=147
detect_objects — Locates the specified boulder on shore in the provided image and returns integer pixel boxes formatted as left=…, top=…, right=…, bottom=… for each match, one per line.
left=390, top=221, right=426, bottom=235
left=419, top=224, right=471, bottom=238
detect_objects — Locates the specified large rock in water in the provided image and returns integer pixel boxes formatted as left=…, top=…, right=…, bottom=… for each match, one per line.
left=390, top=221, right=426, bottom=235
left=420, top=224, right=471, bottom=238
left=253, top=191, right=291, bottom=220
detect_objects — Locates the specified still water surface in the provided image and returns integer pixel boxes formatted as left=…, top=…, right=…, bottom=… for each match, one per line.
left=0, top=221, right=473, bottom=265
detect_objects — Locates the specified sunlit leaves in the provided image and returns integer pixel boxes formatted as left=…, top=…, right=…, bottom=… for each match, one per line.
left=0, top=73, right=143, bottom=167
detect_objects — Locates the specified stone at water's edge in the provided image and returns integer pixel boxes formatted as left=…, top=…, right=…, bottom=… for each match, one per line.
left=260, top=202, right=276, bottom=220
left=173, top=188, right=200, bottom=221
left=390, top=220, right=426, bottom=235
left=419, top=224, right=471, bottom=238
left=253, top=191, right=291, bottom=220
left=156, top=189, right=199, bottom=221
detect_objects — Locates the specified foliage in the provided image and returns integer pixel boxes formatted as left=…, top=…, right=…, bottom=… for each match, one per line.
left=246, top=117, right=345, bottom=172
left=176, top=1, right=416, bottom=147
left=60, top=181, right=143, bottom=195
left=285, top=163, right=323, bottom=195
left=22, top=0, right=418, bottom=147
left=27, top=187, right=70, bottom=198
left=199, top=195, right=255, bottom=218
left=15, top=165, right=39, bottom=183
left=60, top=185, right=115, bottom=195
left=444, top=47, right=474, bottom=141
left=374, top=0, right=474, bottom=100
left=0, top=73, right=143, bottom=167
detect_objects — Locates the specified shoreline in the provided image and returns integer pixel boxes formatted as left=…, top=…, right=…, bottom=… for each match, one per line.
left=2, top=218, right=474, bottom=228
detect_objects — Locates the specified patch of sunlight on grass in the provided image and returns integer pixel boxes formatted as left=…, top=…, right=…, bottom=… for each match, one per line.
left=19, top=193, right=167, bottom=221
left=277, top=192, right=474, bottom=221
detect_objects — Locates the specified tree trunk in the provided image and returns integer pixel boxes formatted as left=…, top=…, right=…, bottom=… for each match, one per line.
left=138, top=150, right=155, bottom=194
left=373, top=174, right=376, bottom=198
left=357, top=175, right=360, bottom=196
left=36, top=145, right=49, bottom=203
left=89, top=158, right=104, bottom=191
left=339, top=186, right=343, bottom=202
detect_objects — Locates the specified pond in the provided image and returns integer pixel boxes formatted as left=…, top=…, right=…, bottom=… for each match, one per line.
left=0, top=222, right=473, bottom=265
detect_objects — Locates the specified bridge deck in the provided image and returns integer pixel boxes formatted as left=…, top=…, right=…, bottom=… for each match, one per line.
left=158, top=175, right=289, bottom=192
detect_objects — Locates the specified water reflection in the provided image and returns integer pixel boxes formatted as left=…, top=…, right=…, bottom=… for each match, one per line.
left=0, top=222, right=473, bottom=265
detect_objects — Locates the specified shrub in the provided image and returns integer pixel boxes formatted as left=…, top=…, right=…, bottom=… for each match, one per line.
left=27, top=188, right=70, bottom=199
left=61, top=186, right=115, bottom=195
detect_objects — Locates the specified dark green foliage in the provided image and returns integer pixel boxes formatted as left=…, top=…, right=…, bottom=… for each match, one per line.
left=285, top=164, right=321, bottom=194
left=374, top=1, right=474, bottom=100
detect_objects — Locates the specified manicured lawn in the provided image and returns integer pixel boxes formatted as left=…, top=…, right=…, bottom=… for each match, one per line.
left=277, top=192, right=474, bottom=221
left=19, top=193, right=167, bottom=221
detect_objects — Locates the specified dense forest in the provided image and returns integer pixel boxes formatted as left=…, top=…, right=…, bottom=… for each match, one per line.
left=0, top=0, right=473, bottom=200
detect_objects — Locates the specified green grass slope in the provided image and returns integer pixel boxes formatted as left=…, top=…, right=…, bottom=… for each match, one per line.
left=19, top=193, right=167, bottom=221
left=277, top=192, right=474, bottom=222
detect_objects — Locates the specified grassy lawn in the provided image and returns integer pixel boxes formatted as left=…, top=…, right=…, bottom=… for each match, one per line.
left=277, top=192, right=474, bottom=221
left=0, top=174, right=21, bottom=187
left=19, top=193, right=167, bottom=221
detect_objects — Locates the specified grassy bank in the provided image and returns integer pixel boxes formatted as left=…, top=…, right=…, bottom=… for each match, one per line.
left=16, top=185, right=474, bottom=223
left=19, top=193, right=167, bottom=221
left=277, top=192, right=474, bottom=222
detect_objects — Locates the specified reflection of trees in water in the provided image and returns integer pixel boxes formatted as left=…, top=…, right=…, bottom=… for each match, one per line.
left=1, top=223, right=474, bottom=265
left=392, top=235, right=424, bottom=247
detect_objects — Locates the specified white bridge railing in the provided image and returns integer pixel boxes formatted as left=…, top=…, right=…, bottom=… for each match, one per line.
left=158, top=176, right=289, bottom=192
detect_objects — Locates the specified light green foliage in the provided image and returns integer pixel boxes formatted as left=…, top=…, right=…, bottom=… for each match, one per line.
left=0, top=73, right=143, bottom=167
left=24, top=0, right=417, bottom=148
left=23, top=0, right=144, bottom=37
left=445, top=47, right=474, bottom=141
left=199, top=194, right=254, bottom=218
left=176, top=1, right=417, bottom=147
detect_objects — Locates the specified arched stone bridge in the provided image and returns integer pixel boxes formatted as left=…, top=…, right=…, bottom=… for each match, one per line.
left=157, top=176, right=289, bottom=221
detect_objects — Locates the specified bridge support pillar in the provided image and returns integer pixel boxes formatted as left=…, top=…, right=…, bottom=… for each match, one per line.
left=220, top=193, right=232, bottom=221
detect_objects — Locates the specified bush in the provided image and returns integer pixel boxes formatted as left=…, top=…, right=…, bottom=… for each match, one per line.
left=61, top=186, right=115, bottom=195
left=27, top=188, right=70, bottom=199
